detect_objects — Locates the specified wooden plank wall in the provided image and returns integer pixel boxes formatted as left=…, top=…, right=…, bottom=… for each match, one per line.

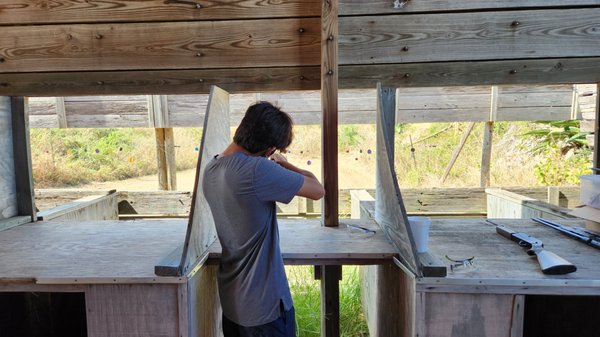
left=0, top=97, right=17, bottom=220
left=27, top=84, right=588, bottom=128
left=36, top=194, right=119, bottom=221
left=0, top=2, right=600, bottom=95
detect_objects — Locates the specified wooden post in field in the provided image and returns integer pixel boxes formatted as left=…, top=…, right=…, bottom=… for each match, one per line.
left=594, top=83, right=600, bottom=174
left=149, top=95, right=177, bottom=190
left=481, top=86, right=498, bottom=187
left=320, top=0, right=341, bottom=336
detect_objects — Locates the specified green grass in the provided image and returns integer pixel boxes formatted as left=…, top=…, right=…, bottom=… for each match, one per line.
left=287, top=266, right=369, bottom=337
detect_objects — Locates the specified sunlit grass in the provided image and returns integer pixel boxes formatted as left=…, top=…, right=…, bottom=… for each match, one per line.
left=287, top=266, right=369, bottom=337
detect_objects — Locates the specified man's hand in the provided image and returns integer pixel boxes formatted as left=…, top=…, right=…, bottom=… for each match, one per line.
left=269, top=152, right=288, bottom=164
left=268, top=151, right=324, bottom=200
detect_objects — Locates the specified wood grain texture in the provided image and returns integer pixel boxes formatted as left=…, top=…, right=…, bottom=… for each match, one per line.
left=11, top=97, right=35, bottom=221
left=178, top=85, right=230, bottom=276
left=360, top=264, right=403, bottom=337
left=188, top=265, right=221, bottom=337
left=86, top=284, right=180, bottom=337
left=321, top=0, right=339, bottom=228
left=0, top=0, right=320, bottom=24
left=0, top=97, right=17, bottom=220
left=375, top=84, right=419, bottom=276
left=0, top=219, right=187, bottom=283
left=340, top=58, right=600, bottom=89
left=486, top=188, right=576, bottom=219
left=339, top=9, right=600, bottom=65
left=416, top=292, right=516, bottom=337
left=0, top=66, right=322, bottom=96
left=420, top=218, right=600, bottom=292
left=36, top=193, right=118, bottom=221
left=28, top=85, right=578, bottom=128
left=206, top=219, right=397, bottom=265
left=0, top=19, right=320, bottom=73
left=3, top=58, right=600, bottom=97
left=339, top=0, right=600, bottom=15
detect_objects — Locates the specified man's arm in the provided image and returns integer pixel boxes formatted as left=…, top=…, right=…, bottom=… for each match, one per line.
left=270, top=153, right=325, bottom=200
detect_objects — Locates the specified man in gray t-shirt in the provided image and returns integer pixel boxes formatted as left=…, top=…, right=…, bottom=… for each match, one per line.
left=203, top=102, right=324, bottom=337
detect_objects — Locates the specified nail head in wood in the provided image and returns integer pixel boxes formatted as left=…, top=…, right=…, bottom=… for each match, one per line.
left=95, top=34, right=103, bottom=39
left=328, top=35, right=334, bottom=41
left=196, top=52, right=203, bottom=57
left=196, top=3, right=202, bottom=9
left=509, top=69, right=518, bottom=74
left=298, top=28, right=305, bottom=33
left=299, top=75, right=305, bottom=80
left=402, top=46, right=409, bottom=52
left=511, top=21, right=520, bottom=27
left=403, top=73, right=411, bottom=78
left=327, top=70, right=334, bottom=75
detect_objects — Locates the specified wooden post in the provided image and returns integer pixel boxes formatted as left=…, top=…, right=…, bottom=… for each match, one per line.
left=11, top=97, right=36, bottom=221
left=164, top=128, right=177, bottom=191
left=149, top=95, right=177, bottom=190
left=56, top=97, right=67, bottom=128
left=321, top=1, right=341, bottom=336
left=321, top=0, right=338, bottom=227
left=594, top=83, right=600, bottom=174
left=155, top=128, right=169, bottom=191
left=440, top=122, right=475, bottom=184
left=480, top=122, right=493, bottom=187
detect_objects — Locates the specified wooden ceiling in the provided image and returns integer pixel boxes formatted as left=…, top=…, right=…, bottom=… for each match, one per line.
left=1, top=1, right=600, bottom=96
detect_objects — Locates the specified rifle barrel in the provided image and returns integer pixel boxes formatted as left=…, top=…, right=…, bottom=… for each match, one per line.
left=532, top=218, right=600, bottom=250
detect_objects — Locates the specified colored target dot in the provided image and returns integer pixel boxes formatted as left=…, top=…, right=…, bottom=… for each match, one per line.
left=367, top=149, right=372, bottom=154
left=307, top=160, right=312, bottom=165
left=95, top=148, right=100, bottom=154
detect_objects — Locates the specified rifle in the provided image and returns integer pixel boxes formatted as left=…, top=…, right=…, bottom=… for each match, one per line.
left=532, top=218, right=600, bottom=250
left=486, top=220, right=577, bottom=275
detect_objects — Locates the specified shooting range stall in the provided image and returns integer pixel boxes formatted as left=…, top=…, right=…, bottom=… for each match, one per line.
left=1, top=1, right=600, bottom=337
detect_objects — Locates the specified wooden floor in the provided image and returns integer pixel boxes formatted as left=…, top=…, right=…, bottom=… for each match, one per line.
left=0, top=218, right=396, bottom=285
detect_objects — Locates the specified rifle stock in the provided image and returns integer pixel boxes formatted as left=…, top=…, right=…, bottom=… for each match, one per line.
left=531, top=246, right=577, bottom=275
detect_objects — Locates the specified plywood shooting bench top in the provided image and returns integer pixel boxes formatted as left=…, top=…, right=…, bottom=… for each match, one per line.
left=1, top=217, right=599, bottom=289
left=423, top=218, right=600, bottom=294
left=0, top=218, right=396, bottom=285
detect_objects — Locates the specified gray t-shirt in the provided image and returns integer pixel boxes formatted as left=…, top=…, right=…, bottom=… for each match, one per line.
left=202, top=152, right=304, bottom=326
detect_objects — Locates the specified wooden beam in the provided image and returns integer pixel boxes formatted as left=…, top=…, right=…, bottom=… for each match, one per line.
left=10, top=97, right=35, bottom=221
left=3, top=58, right=600, bottom=96
left=321, top=0, right=339, bottom=227
left=0, top=67, right=321, bottom=96
left=339, top=9, right=600, bottom=65
left=0, top=19, right=320, bottom=73
left=320, top=0, right=340, bottom=336
left=340, top=58, right=600, bottom=89
left=339, top=0, right=600, bottom=15
left=0, top=1, right=320, bottom=24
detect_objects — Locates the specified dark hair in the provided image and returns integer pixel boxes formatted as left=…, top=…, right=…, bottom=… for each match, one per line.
left=233, top=102, right=293, bottom=154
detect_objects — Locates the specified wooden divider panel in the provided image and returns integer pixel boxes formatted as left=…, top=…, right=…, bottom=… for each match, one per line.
left=375, top=84, right=419, bottom=276
left=0, top=97, right=17, bottom=220
left=177, top=85, right=231, bottom=275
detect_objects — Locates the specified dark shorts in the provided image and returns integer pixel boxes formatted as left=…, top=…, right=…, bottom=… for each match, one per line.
left=222, top=304, right=296, bottom=337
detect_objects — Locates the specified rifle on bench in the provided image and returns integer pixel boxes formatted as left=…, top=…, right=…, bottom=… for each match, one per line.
left=486, top=220, right=577, bottom=275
